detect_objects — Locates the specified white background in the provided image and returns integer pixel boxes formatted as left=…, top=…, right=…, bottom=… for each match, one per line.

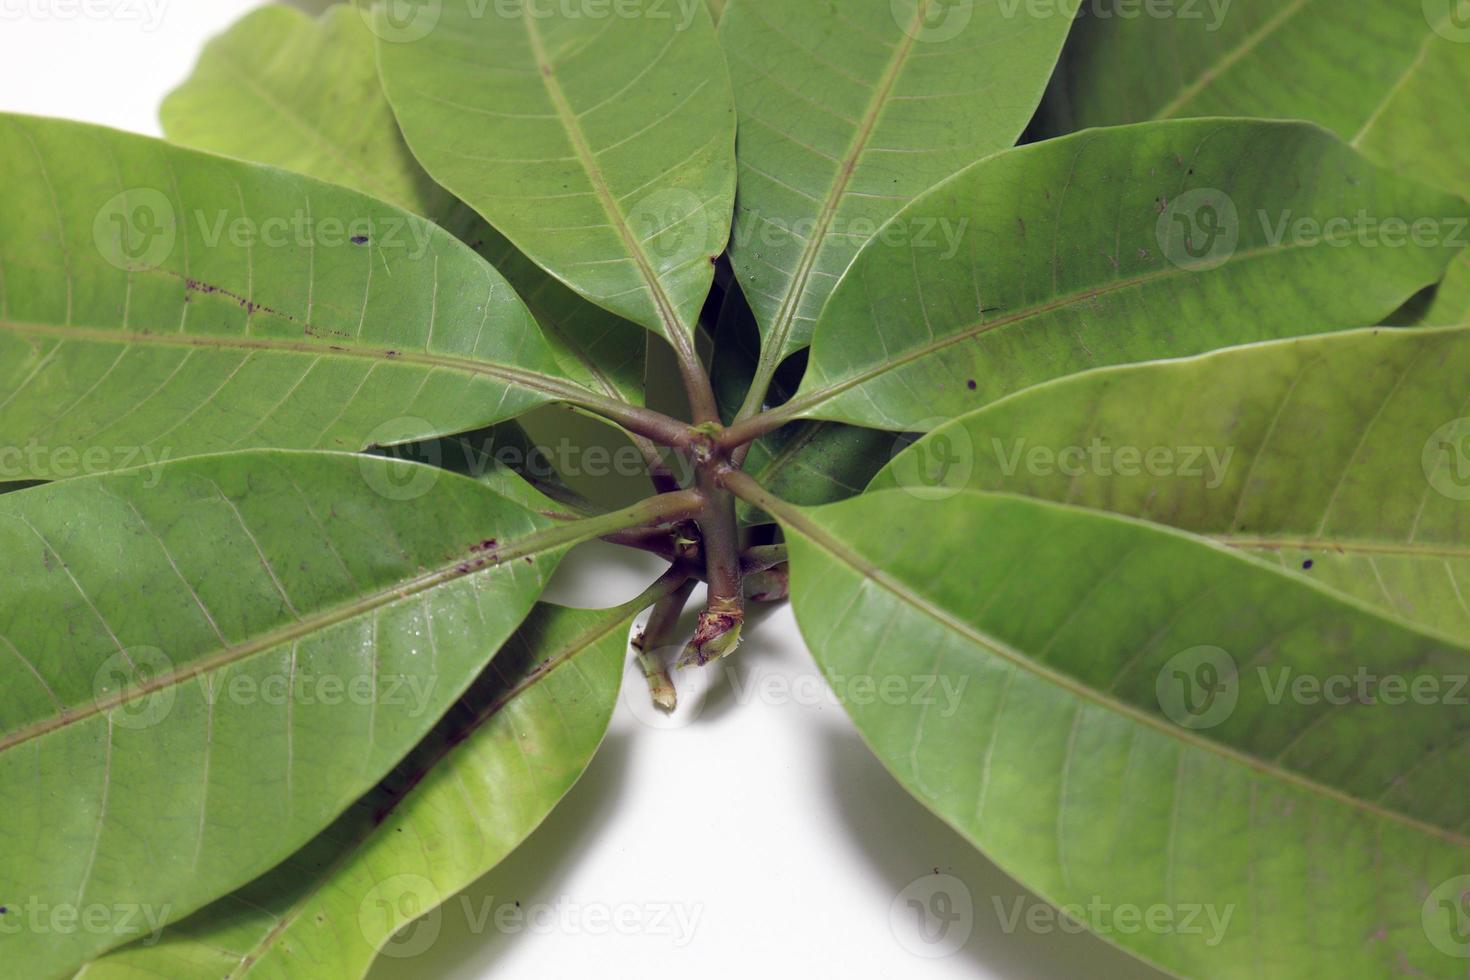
left=0, top=3, right=1167, bottom=978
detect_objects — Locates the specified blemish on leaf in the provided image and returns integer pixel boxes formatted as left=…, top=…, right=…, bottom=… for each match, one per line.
left=350, top=235, right=369, bottom=246
left=1302, top=560, right=1314, bottom=570
left=471, top=539, right=498, bottom=553
left=966, top=379, right=977, bottom=391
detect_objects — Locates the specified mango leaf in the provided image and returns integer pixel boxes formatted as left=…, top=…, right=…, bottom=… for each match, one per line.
left=0, top=450, right=612, bottom=977
left=766, top=486, right=1470, bottom=978
left=872, top=325, right=1470, bottom=644
left=774, top=119, right=1468, bottom=433
left=1038, top=0, right=1443, bottom=141
left=161, top=3, right=647, bottom=406
left=0, top=114, right=610, bottom=482
left=374, top=0, right=736, bottom=346
left=80, top=594, right=649, bottom=979
left=1348, top=22, right=1470, bottom=199
left=718, top=0, right=1079, bottom=378
left=1425, top=254, right=1470, bottom=322
left=711, top=285, right=895, bottom=522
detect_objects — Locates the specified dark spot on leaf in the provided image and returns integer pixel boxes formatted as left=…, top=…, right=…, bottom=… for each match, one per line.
left=1302, top=560, right=1314, bottom=570
left=472, top=539, right=498, bottom=553
left=351, top=235, right=369, bottom=246
left=966, top=379, right=977, bottom=391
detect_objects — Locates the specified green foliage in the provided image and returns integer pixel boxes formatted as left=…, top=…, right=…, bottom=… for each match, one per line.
left=1, top=2, right=1467, bottom=977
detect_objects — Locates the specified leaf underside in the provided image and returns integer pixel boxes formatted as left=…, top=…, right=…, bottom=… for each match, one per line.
left=0, top=451, right=570, bottom=977
left=784, top=489, right=1470, bottom=979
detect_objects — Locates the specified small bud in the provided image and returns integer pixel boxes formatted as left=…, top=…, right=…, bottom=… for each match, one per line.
left=678, top=607, right=744, bottom=668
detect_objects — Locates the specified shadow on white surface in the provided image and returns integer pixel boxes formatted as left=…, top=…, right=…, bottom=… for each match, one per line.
left=819, top=727, right=1174, bottom=980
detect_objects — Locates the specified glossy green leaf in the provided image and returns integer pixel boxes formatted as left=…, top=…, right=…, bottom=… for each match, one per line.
left=0, top=114, right=604, bottom=481
left=0, top=450, right=593, bottom=977
left=81, top=595, right=644, bottom=979
left=161, top=4, right=648, bottom=406
left=719, top=0, right=1079, bottom=370
left=374, top=0, right=736, bottom=344
left=872, top=325, right=1470, bottom=644
left=781, top=119, right=1468, bottom=432
left=776, top=488, right=1470, bottom=978
left=1038, top=0, right=1445, bottom=141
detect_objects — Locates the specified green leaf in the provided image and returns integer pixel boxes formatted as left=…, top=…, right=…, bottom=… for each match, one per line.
left=161, top=4, right=648, bottom=406
left=872, top=325, right=1470, bottom=644
left=711, top=286, right=895, bottom=522
left=1038, top=0, right=1446, bottom=141
left=1349, top=24, right=1470, bottom=200
left=81, top=595, right=644, bottom=980
left=161, top=4, right=457, bottom=222
left=719, top=0, right=1078, bottom=372
left=1425, top=253, right=1470, bottom=322
left=777, top=119, right=1468, bottom=432
left=0, top=114, right=600, bottom=482
left=374, top=0, right=736, bottom=345
left=0, top=450, right=594, bottom=977
left=774, top=487, right=1470, bottom=978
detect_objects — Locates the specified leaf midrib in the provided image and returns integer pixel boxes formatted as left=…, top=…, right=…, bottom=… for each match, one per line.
left=0, top=517, right=590, bottom=754
left=216, top=600, right=638, bottom=979
left=751, top=0, right=928, bottom=366
left=519, top=8, right=697, bottom=348
left=1222, top=535, right=1470, bottom=560
left=1151, top=0, right=1313, bottom=121
left=787, top=232, right=1376, bottom=423
left=0, top=318, right=598, bottom=408
left=773, top=492, right=1470, bottom=850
